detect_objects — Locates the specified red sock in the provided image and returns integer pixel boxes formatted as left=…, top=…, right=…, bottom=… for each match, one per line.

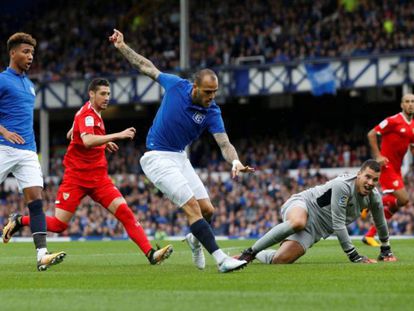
left=383, top=206, right=394, bottom=220
left=365, top=225, right=377, bottom=237
left=365, top=195, right=397, bottom=238
left=21, top=215, right=68, bottom=232
left=114, top=203, right=152, bottom=255
left=383, top=194, right=398, bottom=210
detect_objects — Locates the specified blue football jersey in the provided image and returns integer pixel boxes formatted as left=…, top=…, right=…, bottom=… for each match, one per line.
left=0, top=67, right=37, bottom=151
left=146, top=73, right=225, bottom=152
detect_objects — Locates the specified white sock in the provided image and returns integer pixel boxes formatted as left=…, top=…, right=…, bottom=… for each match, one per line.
left=212, top=249, right=227, bottom=264
left=37, top=248, right=48, bottom=261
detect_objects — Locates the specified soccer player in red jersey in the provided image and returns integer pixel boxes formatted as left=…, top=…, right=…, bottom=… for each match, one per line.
left=4, top=78, right=173, bottom=264
left=362, top=94, right=414, bottom=246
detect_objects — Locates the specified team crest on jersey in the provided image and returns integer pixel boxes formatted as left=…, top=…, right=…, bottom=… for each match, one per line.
left=85, top=116, right=94, bottom=127
left=63, top=192, right=70, bottom=200
left=393, top=180, right=399, bottom=187
left=338, top=195, right=349, bottom=207
left=192, top=112, right=206, bottom=124
left=30, top=86, right=36, bottom=96
left=400, top=128, right=406, bottom=133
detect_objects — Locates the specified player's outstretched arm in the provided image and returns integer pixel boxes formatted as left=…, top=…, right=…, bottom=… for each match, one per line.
left=109, top=29, right=160, bottom=81
left=367, top=128, right=388, bottom=165
left=213, top=133, right=254, bottom=178
left=82, top=127, right=136, bottom=148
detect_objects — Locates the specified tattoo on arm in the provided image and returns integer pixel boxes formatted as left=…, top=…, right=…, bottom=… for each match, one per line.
left=118, top=44, right=160, bottom=80
left=214, top=133, right=239, bottom=163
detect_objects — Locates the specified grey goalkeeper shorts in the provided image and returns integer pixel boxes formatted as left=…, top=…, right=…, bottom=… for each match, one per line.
left=281, top=197, right=324, bottom=252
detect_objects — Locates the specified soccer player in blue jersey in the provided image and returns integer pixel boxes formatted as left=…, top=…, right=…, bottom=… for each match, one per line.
left=0, top=33, right=65, bottom=271
left=110, top=29, right=254, bottom=273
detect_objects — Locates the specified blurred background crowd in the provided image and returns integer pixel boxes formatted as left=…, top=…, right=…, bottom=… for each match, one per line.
left=1, top=0, right=414, bottom=80
left=1, top=131, right=413, bottom=240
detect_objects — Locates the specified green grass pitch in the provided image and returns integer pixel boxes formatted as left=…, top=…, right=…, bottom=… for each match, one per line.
left=0, top=239, right=413, bottom=311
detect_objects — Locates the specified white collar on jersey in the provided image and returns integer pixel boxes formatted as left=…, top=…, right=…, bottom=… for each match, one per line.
left=399, top=112, right=412, bottom=125
left=87, top=101, right=103, bottom=119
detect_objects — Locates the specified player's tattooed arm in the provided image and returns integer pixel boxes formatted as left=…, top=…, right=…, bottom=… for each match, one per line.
left=109, top=29, right=160, bottom=80
left=118, top=44, right=160, bottom=80
left=213, top=133, right=239, bottom=163
left=214, top=133, right=255, bottom=178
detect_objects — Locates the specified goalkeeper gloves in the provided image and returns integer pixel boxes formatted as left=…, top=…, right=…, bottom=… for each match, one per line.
left=345, top=247, right=377, bottom=263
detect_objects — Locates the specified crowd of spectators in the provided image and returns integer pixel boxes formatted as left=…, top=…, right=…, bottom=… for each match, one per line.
left=1, top=131, right=413, bottom=240
left=1, top=0, right=414, bottom=80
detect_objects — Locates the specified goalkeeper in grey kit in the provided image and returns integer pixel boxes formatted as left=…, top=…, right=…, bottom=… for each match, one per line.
left=238, top=160, right=397, bottom=264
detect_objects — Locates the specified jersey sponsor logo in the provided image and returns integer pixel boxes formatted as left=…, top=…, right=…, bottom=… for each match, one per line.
left=338, top=195, right=349, bottom=207
left=192, top=112, right=206, bottom=124
left=63, top=192, right=70, bottom=200
left=30, top=86, right=35, bottom=96
left=379, top=120, right=388, bottom=129
left=85, top=116, right=94, bottom=127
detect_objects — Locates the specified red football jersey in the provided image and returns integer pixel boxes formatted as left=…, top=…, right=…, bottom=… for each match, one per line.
left=374, top=112, right=414, bottom=171
left=63, top=102, right=107, bottom=185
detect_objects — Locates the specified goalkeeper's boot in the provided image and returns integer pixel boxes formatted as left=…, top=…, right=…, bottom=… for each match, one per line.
left=237, top=247, right=257, bottom=263
left=362, top=236, right=380, bottom=247
left=218, top=256, right=247, bottom=273
left=2, top=213, right=22, bottom=243
left=184, top=233, right=205, bottom=270
left=147, top=244, right=173, bottom=265
left=37, top=251, right=66, bottom=271
left=255, top=249, right=277, bottom=264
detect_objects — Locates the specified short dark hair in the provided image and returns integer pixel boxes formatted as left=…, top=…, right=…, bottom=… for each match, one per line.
left=360, top=159, right=381, bottom=173
left=7, top=32, right=36, bottom=51
left=194, top=68, right=217, bottom=85
left=88, top=78, right=110, bottom=92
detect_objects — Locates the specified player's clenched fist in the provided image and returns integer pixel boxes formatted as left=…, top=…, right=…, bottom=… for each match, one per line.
left=119, top=127, right=136, bottom=140
left=109, top=29, right=125, bottom=48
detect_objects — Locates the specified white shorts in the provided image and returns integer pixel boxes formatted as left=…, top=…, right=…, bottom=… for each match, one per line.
left=0, top=145, right=44, bottom=191
left=140, top=150, right=208, bottom=207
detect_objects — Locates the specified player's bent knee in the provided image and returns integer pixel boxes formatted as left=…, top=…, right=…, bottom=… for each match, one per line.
left=289, top=218, right=307, bottom=231
left=273, top=240, right=305, bottom=264
left=23, top=187, right=43, bottom=204
left=54, top=219, right=69, bottom=233
left=273, top=253, right=301, bottom=264
left=55, top=208, right=74, bottom=224
left=199, top=200, right=215, bottom=220
left=108, top=197, right=126, bottom=214
left=398, top=197, right=409, bottom=207
left=182, top=198, right=203, bottom=219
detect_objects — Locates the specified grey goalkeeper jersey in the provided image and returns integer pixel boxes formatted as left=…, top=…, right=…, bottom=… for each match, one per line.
left=291, top=174, right=389, bottom=251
